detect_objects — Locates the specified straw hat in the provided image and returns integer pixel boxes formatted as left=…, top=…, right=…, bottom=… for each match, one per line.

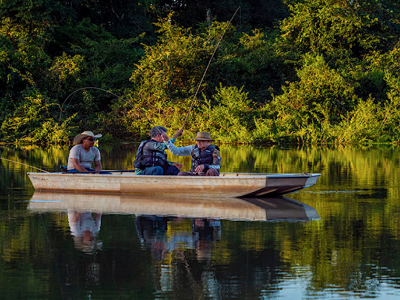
left=191, top=132, right=214, bottom=141
left=73, top=131, right=102, bottom=144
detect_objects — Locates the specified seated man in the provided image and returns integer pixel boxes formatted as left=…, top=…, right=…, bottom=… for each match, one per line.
left=134, top=126, right=183, bottom=175
left=67, top=131, right=104, bottom=173
left=68, top=210, right=102, bottom=254
left=162, top=132, right=220, bottom=176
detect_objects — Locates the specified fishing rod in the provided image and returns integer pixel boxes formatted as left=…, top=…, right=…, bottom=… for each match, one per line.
left=0, top=157, right=49, bottom=173
left=181, top=6, right=241, bottom=131
left=1, top=157, right=137, bottom=174
left=60, top=166, right=136, bottom=173
left=62, top=7, right=240, bottom=136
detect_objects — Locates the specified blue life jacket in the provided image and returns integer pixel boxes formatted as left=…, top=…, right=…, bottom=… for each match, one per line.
left=190, top=145, right=218, bottom=172
left=134, top=140, right=168, bottom=170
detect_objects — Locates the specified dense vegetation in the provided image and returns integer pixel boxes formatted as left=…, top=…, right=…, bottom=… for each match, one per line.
left=1, top=0, right=400, bottom=145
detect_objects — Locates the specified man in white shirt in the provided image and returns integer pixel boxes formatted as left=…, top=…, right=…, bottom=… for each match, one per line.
left=68, top=210, right=102, bottom=254
left=67, top=131, right=103, bottom=173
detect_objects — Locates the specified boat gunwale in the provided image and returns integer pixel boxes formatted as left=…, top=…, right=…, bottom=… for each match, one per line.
left=27, top=172, right=321, bottom=179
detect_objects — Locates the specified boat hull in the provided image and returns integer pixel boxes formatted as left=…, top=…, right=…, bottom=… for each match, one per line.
left=27, top=172, right=321, bottom=198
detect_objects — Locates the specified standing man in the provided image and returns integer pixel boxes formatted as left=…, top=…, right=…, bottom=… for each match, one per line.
left=67, top=131, right=104, bottom=173
left=134, top=126, right=183, bottom=175
left=162, top=132, right=220, bottom=176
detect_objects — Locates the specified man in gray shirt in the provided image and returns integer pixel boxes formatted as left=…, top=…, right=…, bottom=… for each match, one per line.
left=67, top=131, right=103, bottom=173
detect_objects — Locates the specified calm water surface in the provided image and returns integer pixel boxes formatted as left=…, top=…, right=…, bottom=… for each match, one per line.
left=1, top=144, right=400, bottom=300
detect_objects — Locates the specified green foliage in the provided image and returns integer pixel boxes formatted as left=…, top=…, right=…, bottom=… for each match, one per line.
left=209, top=28, right=288, bottom=102
left=123, top=16, right=238, bottom=139
left=0, top=1, right=152, bottom=144
left=0, top=36, right=21, bottom=124
left=48, top=53, right=84, bottom=92
left=378, top=71, right=400, bottom=142
left=262, top=54, right=358, bottom=143
left=351, top=49, right=400, bottom=103
left=0, top=35, right=20, bottom=92
left=0, top=90, right=75, bottom=144
left=124, top=16, right=283, bottom=142
left=1, top=0, right=400, bottom=145
left=54, top=18, right=145, bottom=100
left=335, top=97, right=381, bottom=144
left=191, top=84, right=255, bottom=143
left=130, top=14, right=213, bottom=106
left=277, top=0, right=399, bottom=65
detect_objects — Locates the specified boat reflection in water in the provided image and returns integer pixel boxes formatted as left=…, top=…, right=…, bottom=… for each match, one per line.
left=27, top=192, right=320, bottom=298
left=28, top=192, right=318, bottom=257
left=28, top=192, right=319, bottom=222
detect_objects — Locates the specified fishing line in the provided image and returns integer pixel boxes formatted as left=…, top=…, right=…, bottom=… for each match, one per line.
left=0, top=157, right=49, bottom=173
left=61, top=6, right=240, bottom=136
left=181, top=6, right=241, bottom=130
left=62, top=87, right=156, bottom=127
left=62, top=87, right=172, bottom=136
left=61, top=8, right=241, bottom=137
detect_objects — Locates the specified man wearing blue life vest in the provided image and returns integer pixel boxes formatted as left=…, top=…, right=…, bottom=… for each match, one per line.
left=162, top=132, right=221, bottom=176
left=134, top=126, right=183, bottom=175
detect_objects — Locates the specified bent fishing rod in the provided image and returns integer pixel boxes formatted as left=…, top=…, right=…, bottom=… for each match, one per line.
left=181, top=6, right=241, bottom=130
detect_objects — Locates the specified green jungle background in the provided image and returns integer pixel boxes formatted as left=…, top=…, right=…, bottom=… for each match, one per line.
left=1, top=0, right=400, bottom=145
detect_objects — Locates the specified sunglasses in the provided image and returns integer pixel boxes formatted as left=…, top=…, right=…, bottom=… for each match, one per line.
left=85, top=138, right=95, bottom=142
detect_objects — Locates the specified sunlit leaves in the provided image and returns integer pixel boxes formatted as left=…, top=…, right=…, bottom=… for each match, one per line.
left=0, top=91, right=75, bottom=144
left=130, top=13, right=212, bottom=105
left=48, top=53, right=83, bottom=89
left=278, top=0, right=397, bottom=64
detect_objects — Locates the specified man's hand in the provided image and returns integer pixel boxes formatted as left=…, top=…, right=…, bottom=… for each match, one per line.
left=162, top=133, right=170, bottom=142
left=195, top=164, right=205, bottom=173
left=172, top=162, right=183, bottom=169
left=71, top=158, right=89, bottom=173
left=172, top=129, right=183, bottom=140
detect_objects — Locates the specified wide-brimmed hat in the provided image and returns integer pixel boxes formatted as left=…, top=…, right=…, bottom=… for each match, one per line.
left=191, top=132, right=214, bottom=141
left=73, top=131, right=102, bottom=144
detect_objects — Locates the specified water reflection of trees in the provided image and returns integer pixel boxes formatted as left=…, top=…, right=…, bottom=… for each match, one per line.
left=2, top=209, right=400, bottom=298
left=2, top=145, right=400, bottom=298
left=134, top=215, right=282, bottom=299
left=2, top=144, right=400, bottom=181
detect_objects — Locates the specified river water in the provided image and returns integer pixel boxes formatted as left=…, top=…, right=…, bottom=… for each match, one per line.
left=1, top=144, right=400, bottom=299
